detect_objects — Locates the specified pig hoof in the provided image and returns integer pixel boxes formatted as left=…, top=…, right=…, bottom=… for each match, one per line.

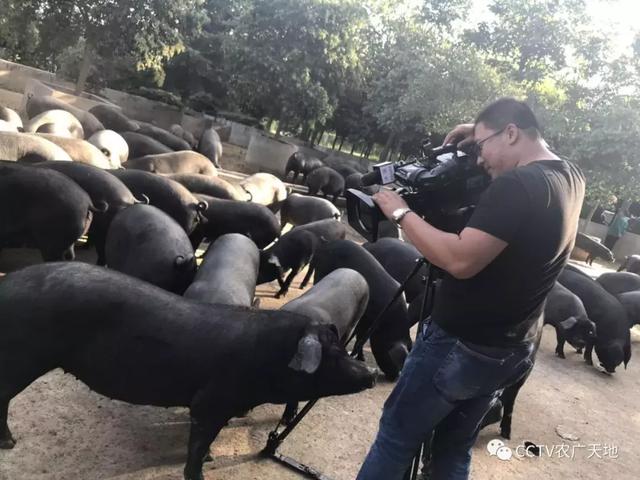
left=585, top=358, right=593, bottom=366
left=0, top=437, right=15, bottom=449
left=183, top=468, right=204, bottom=480
left=203, top=452, right=213, bottom=462
left=555, top=351, right=565, bottom=359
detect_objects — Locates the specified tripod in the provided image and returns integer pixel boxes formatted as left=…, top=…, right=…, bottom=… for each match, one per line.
left=262, top=257, right=442, bottom=480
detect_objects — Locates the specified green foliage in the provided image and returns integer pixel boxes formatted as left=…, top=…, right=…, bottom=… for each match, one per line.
left=0, top=0, right=205, bottom=89
left=465, top=0, right=588, bottom=83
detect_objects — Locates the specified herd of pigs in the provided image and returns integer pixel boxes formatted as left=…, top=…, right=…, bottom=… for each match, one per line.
left=1, top=97, right=639, bottom=479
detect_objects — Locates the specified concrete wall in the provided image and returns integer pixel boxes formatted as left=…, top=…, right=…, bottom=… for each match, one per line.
left=0, top=88, right=23, bottom=112
left=246, top=133, right=297, bottom=175
left=228, top=121, right=262, bottom=148
left=100, top=88, right=184, bottom=128
left=0, top=59, right=56, bottom=93
left=21, top=78, right=111, bottom=114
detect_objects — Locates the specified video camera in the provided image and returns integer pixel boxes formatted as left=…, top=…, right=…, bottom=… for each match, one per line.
left=346, top=141, right=490, bottom=241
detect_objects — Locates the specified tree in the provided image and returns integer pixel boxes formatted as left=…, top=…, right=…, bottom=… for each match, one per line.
left=465, top=0, right=588, bottom=84
left=0, top=1, right=206, bottom=94
left=364, top=15, right=522, bottom=161
left=215, top=0, right=369, bottom=133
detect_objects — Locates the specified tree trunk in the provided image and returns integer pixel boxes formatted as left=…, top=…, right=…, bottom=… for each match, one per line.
left=380, top=132, right=396, bottom=163
left=313, top=128, right=325, bottom=147
left=349, top=143, right=356, bottom=155
left=332, top=135, right=338, bottom=150
left=338, top=137, right=345, bottom=151
left=302, top=123, right=312, bottom=142
left=580, top=203, right=599, bottom=233
left=309, top=127, right=317, bottom=146
left=75, top=40, right=94, bottom=95
left=364, top=143, right=372, bottom=159
left=308, top=126, right=318, bottom=147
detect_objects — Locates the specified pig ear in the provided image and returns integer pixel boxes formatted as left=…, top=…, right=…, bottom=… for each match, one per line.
left=623, top=340, right=631, bottom=369
left=267, top=254, right=282, bottom=269
left=558, top=316, right=578, bottom=331
left=288, top=334, right=322, bottom=374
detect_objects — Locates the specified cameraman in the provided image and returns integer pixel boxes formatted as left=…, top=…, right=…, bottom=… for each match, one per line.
left=357, top=98, right=585, bottom=480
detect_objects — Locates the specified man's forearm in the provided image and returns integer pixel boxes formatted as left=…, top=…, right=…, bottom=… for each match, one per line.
left=398, top=212, right=467, bottom=278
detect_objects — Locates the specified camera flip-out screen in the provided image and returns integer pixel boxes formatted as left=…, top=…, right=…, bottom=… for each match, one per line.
left=375, top=162, right=396, bottom=185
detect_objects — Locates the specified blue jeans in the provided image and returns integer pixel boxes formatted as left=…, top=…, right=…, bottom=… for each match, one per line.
left=357, top=322, right=534, bottom=480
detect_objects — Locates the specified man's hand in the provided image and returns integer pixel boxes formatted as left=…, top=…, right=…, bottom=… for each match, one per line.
left=372, top=190, right=410, bottom=220
left=442, top=123, right=475, bottom=147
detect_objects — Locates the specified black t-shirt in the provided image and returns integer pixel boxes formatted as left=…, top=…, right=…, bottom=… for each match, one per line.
left=431, top=159, right=585, bottom=347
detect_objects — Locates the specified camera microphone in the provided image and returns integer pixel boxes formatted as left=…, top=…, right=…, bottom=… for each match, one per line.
left=361, top=170, right=382, bottom=187
left=362, top=162, right=396, bottom=186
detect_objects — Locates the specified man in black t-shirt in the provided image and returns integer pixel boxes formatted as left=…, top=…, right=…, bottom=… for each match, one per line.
left=357, top=98, right=585, bottom=480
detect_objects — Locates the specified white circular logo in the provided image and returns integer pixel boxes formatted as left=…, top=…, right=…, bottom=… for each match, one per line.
left=496, top=446, right=513, bottom=461
left=487, top=439, right=504, bottom=456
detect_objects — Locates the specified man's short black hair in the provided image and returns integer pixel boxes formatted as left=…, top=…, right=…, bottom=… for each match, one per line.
left=475, top=97, right=541, bottom=139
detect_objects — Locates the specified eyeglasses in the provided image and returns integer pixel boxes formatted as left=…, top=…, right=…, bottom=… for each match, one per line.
left=470, top=127, right=506, bottom=157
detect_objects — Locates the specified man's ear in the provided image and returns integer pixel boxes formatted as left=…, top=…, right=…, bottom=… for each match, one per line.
left=288, top=333, right=322, bottom=374
left=506, top=123, right=519, bottom=144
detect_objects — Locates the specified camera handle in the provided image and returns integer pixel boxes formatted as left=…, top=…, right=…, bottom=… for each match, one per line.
left=262, top=256, right=438, bottom=480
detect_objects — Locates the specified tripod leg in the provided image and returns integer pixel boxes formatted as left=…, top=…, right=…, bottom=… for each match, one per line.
left=282, top=401, right=299, bottom=425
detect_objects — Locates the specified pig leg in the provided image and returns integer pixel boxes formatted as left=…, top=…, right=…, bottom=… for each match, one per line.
left=40, top=245, right=74, bottom=262
left=0, top=400, right=15, bottom=449
left=554, top=329, right=566, bottom=358
left=95, top=241, right=107, bottom=266
left=617, top=258, right=628, bottom=272
left=584, top=342, right=594, bottom=366
left=275, top=265, right=302, bottom=298
left=498, top=379, right=526, bottom=440
left=183, top=415, right=225, bottom=480
left=190, top=228, right=206, bottom=251
left=63, top=245, right=76, bottom=261
left=0, top=359, right=56, bottom=449
left=332, top=193, right=339, bottom=204
left=184, top=383, right=248, bottom=480
left=299, top=264, right=315, bottom=289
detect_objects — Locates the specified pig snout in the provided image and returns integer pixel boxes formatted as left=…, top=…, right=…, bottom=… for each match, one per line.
left=342, top=358, right=378, bottom=391
left=601, top=364, right=616, bottom=374
left=365, top=366, right=379, bottom=388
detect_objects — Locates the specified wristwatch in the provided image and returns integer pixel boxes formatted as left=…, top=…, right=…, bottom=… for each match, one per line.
left=391, top=208, right=412, bottom=226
